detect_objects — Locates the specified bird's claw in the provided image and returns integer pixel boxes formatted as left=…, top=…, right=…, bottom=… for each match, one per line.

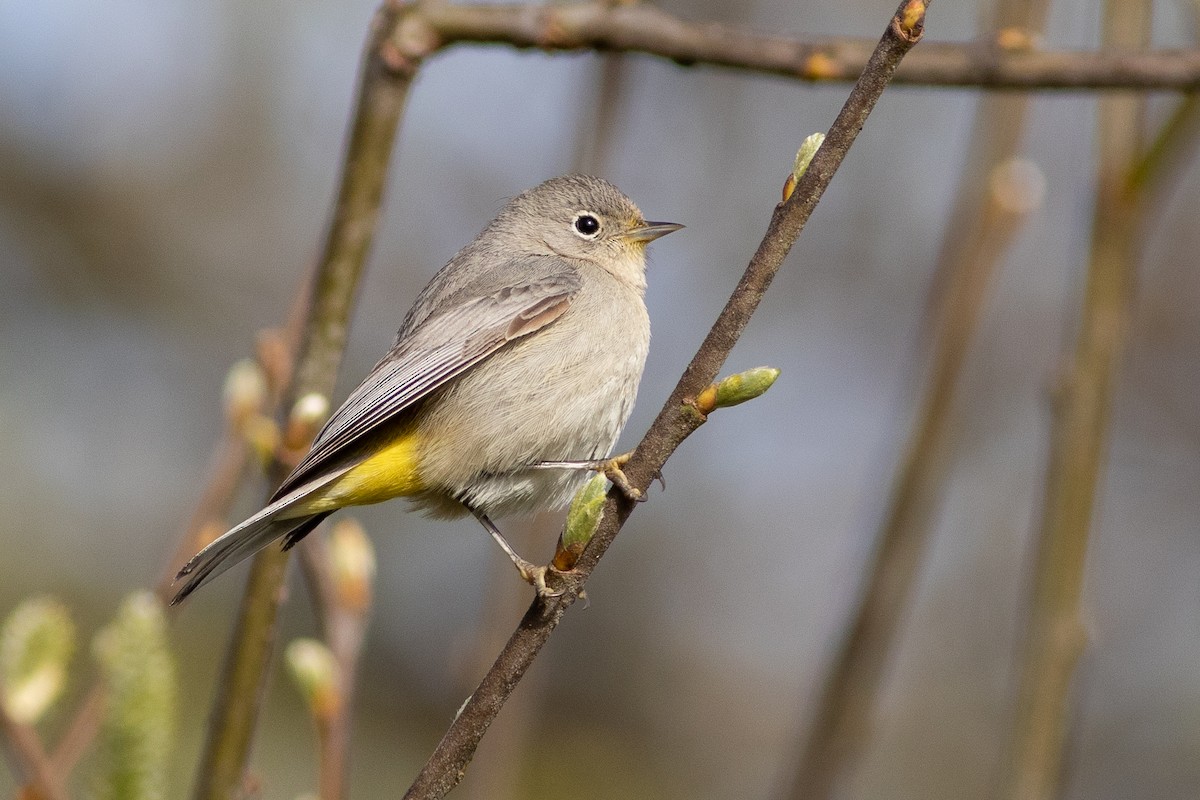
left=599, top=452, right=645, bottom=503
left=515, top=561, right=568, bottom=599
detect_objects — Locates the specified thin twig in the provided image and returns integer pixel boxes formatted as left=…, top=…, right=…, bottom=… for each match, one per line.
left=47, top=682, right=104, bottom=780
left=398, top=3, right=930, bottom=798
left=190, top=2, right=421, bottom=797
left=405, top=1, right=1200, bottom=91
left=297, top=528, right=372, bottom=800
left=458, top=516, right=553, bottom=800
left=48, top=321, right=300, bottom=778
left=997, top=1, right=1153, bottom=798
left=158, top=430, right=254, bottom=601
left=46, top=433, right=255, bottom=781
left=0, top=698, right=69, bottom=800
left=782, top=1, right=1052, bottom=797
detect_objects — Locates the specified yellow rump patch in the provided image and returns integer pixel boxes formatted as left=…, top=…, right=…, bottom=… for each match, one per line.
left=295, top=427, right=425, bottom=513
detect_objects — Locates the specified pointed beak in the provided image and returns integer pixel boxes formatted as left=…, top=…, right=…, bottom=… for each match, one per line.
left=625, top=221, right=684, bottom=243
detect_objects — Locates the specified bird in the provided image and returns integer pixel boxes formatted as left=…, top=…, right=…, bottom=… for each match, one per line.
left=171, top=174, right=681, bottom=604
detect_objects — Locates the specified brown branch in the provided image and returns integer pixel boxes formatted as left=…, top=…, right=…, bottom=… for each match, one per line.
left=47, top=683, right=103, bottom=780
left=406, top=1, right=1200, bottom=91
left=0, top=698, right=68, bottom=800
left=44, top=441, right=253, bottom=780
left=458, top=516, right=555, bottom=800
left=296, top=522, right=373, bottom=800
left=47, top=324, right=299, bottom=779
left=189, top=2, right=422, bottom=797
left=998, top=1, right=1157, bottom=798
left=782, top=1, right=1052, bottom=797
left=398, top=3, right=930, bottom=798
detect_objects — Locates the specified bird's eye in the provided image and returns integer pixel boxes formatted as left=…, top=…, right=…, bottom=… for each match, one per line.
left=572, top=213, right=601, bottom=239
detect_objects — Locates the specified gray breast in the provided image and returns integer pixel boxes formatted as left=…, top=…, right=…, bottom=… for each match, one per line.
left=411, top=268, right=650, bottom=519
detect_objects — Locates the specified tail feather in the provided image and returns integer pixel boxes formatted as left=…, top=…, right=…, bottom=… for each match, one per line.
left=170, top=466, right=351, bottom=605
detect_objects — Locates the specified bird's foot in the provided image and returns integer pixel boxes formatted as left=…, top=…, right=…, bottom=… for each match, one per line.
left=468, top=505, right=567, bottom=599
left=532, top=451, right=662, bottom=503
left=597, top=451, right=643, bottom=502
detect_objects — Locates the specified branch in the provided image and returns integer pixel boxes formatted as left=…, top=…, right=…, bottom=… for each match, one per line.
left=999, top=1, right=1156, bottom=797
left=399, top=3, right=930, bottom=798
left=296, top=521, right=374, bottom=800
left=0, top=697, right=68, bottom=800
left=49, top=326, right=297, bottom=779
left=190, top=2, right=421, bottom=797
left=782, top=0, right=1052, bottom=796
left=406, top=1, right=1200, bottom=91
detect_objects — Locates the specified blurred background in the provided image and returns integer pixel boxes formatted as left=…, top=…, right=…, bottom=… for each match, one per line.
left=1, top=0, right=1198, bottom=797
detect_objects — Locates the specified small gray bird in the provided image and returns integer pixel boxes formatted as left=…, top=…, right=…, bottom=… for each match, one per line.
left=172, top=174, right=681, bottom=603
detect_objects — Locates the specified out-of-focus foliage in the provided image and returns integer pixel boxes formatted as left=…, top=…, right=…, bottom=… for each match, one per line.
left=92, top=592, right=177, bottom=800
left=0, top=596, right=75, bottom=724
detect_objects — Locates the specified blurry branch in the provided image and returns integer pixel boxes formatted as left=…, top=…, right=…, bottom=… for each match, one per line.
left=49, top=328, right=296, bottom=780
left=0, top=597, right=75, bottom=798
left=999, top=1, right=1194, bottom=797
left=399, top=3, right=929, bottom=798
left=782, top=1, right=1051, bottom=797
left=571, top=39, right=628, bottom=175
left=295, top=520, right=376, bottom=800
left=284, top=639, right=341, bottom=800
left=191, top=1, right=421, bottom=797
left=1127, top=93, right=1200, bottom=204
left=403, top=1, right=1200, bottom=91
left=159, top=331, right=296, bottom=595
left=0, top=700, right=68, bottom=800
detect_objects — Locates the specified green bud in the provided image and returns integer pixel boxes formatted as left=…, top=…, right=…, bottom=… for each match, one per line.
left=0, top=597, right=75, bottom=724
left=553, top=474, right=609, bottom=570
left=793, top=133, right=825, bottom=182
left=782, top=133, right=824, bottom=202
left=714, top=366, right=781, bottom=409
left=93, top=592, right=177, bottom=800
left=285, top=638, right=339, bottom=720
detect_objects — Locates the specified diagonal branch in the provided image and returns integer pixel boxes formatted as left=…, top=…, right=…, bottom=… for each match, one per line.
left=0, top=696, right=69, bottom=800
left=407, top=1, right=1200, bottom=91
left=782, top=0, right=1053, bottom=796
left=398, top=2, right=931, bottom=798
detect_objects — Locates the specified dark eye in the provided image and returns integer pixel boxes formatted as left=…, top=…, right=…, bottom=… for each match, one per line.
left=573, top=213, right=601, bottom=238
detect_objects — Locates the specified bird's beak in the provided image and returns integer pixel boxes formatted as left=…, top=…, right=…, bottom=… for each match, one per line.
left=625, top=221, right=684, bottom=243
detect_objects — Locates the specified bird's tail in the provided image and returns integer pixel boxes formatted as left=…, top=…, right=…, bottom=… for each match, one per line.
left=170, top=466, right=350, bottom=605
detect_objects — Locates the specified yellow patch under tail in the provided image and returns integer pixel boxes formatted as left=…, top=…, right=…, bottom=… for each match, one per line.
left=294, top=426, right=426, bottom=514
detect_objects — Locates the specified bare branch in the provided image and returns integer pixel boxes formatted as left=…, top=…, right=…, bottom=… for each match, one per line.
left=296, top=521, right=374, bottom=800
left=399, top=3, right=930, bottom=798
left=50, top=325, right=298, bottom=779
left=998, top=1, right=1157, bottom=797
left=410, top=1, right=1200, bottom=91
left=189, top=2, right=421, bottom=796
left=0, top=698, right=69, bottom=800
left=782, top=0, right=1053, bottom=796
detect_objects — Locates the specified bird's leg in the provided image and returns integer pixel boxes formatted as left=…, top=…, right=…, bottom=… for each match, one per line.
left=466, top=504, right=559, bottom=597
left=531, top=451, right=661, bottom=502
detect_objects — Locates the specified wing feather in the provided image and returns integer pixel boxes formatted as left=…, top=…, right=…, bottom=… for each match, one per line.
left=275, top=271, right=580, bottom=497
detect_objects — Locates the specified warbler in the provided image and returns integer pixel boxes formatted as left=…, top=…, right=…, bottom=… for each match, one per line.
left=172, top=174, right=680, bottom=603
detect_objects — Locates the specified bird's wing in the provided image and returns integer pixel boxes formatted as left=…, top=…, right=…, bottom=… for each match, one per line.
left=275, top=271, right=581, bottom=497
